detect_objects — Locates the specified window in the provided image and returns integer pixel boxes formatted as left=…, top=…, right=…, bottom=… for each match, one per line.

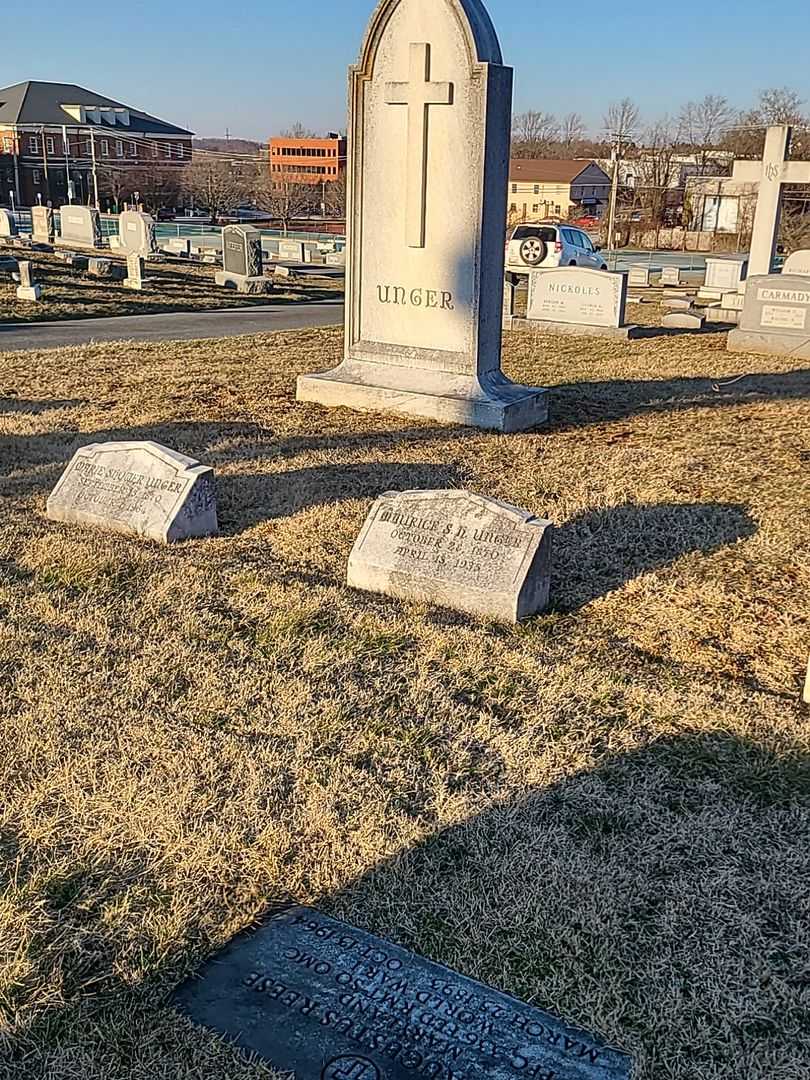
left=511, top=183, right=517, bottom=193
left=115, top=139, right=124, bottom=157
left=533, top=184, right=540, bottom=194
left=100, top=139, right=110, bottom=156
left=28, top=136, right=39, bottom=154
left=46, top=136, right=55, bottom=154
left=128, top=142, right=136, bottom=157
left=532, top=204, right=539, bottom=213
left=2, top=137, right=11, bottom=153
left=32, top=169, right=41, bottom=183
left=554, top=205, right=561, bottom=215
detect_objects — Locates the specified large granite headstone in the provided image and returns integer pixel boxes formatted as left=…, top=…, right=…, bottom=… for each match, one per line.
left=216, top=224, right=270, bottom=293
left=347, top=489, right=552, bottom=622
left=513, top=268, right=638, bottom=339
left=46, top=441, right=218, bottom=543
left=57, top=205, right=102, bottom=249
left=175, top=906, right=632, bottom=1080
left=728, top=273, right=810, bottom=359
left=31, top=205, right=55, bottom=244
left=0, top=208, right=17, bottom=238
left=118, top=209, right=157, bottom=257
left=297, top=0, right=548, bottom=432
left=783, top=249, right=810, bottom=277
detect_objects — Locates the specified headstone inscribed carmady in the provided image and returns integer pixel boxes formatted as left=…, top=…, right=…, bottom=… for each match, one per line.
left=728, top=273, right=810, bottom=359
left=297, top=0, right=548, bottom=431
left=348, top=489, right=552, bottom=622
left=222, top=224, right=262, bottom=277
left=46, top=441, right=218, bottom=543
left=783, top=249, right=810, bottom=277
left=31, top=205, right=55, bottom=244
left=117, top=209, right=157, bottom=257
left=0, top=208, right=17, bottom=237
left=57, top=205, right=102, bottom=249
left=526, top=268, right=628, bottom=328
left=175, top=906, right=633, bottom=1080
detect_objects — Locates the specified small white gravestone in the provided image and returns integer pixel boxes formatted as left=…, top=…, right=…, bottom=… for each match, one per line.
left=0, top=208, right=17, bottom=238
left=704, top=257, right=748, bottom=292
left=660, top=266, right=683, bottom=287
left=278, top=239, right=305, bottom=262
left=16, top=260, right=42, bottom=301
left=297, top=0, right=548, bottom=432
left=348, top=489, right=553, bottom=622
left=783, top=249, right=810, bottom=277
left=125, top=252, right=145, bottom=290
left=628, top=265, right=651, bottom=288
left=118, top=209, right=157, bottom=257
left=31, top=206, right=55, bottom=244
left=47, top=441, right=218, bottom=543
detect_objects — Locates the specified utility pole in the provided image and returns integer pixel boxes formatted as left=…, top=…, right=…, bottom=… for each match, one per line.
left=11, top=131, right=21, bottom=207
left=606, top=138, right=621, bottom=262
left=40, top=125, right=52, bottom=206
left=89, top=128, right=100, bottom=209
left=63, top=125, right=73, bottom=203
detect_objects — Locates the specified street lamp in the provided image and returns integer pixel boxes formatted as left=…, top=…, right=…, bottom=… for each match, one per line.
left=9, top=189, right=15, bottom=213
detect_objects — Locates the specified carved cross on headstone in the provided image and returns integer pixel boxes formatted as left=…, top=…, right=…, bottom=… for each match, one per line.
left=733, top=125, right=810, bottom=276
left=385, top=42, right=453, bottom=248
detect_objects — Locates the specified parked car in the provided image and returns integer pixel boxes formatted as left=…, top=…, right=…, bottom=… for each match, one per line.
left=572, top=215, right=601, bottom=230
left=505, top=223, right=608, bottom=271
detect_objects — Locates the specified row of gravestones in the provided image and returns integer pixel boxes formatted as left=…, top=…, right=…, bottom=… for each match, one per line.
left=7, top=253, right=146, bottom=303
left=0, top=204, right=157, bottom=258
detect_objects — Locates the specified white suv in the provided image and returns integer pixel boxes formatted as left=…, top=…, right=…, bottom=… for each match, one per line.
left=506, top=223, right=607, bottom=272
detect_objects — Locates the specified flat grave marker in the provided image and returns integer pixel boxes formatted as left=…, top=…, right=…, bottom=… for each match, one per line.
left=47, top=441, right=218, bottom=544
left=347, top=489, right=552, bottom=623
left=175, top=906, right=632, bottom=1080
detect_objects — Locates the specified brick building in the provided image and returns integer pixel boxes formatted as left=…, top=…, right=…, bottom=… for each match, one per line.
left=268, top=134, right=347, bottom=187
left=0, top=81, right=193, bottom=208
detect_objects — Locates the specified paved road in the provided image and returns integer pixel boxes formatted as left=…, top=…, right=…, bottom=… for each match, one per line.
left=0, top=300, right=345, bottom=352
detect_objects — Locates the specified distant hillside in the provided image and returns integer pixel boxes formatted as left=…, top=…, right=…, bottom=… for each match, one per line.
left=194, top=138, right=263, bottom=155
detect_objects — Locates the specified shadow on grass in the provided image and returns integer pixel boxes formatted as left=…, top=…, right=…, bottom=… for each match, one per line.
left=551, top=501, right=757, bottom=610
left=217, top=461, right=466, bottom=534
left=548, top=367, right=810, bottom=430
left=4, top=733, right=810, bottom=1080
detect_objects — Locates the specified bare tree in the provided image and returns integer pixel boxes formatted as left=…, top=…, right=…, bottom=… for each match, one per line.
left=512, top=111, right=560, bottom=158
left=635, top=119, right=680, bottom=227
left=182, top=159, right=250, bottom=222
left=678, top=95, right=734, bottom=172
left=725, top=87, right=809, bottom=159
left=253, top=171, right=317, bottom=233
left=323, top=173, right=346, bottom=219
left=603, top=99, right=640, bottom=150
left=281, top=122, right=319, bottom=139
left=125, top=166, right=185, bottom=214
left=559, top=112, right=587, bottom=155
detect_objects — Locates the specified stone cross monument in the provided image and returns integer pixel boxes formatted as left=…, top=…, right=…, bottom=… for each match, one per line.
left=297, top=0, right=548, bottom=432
left=733, top=125, right=810, bottom=277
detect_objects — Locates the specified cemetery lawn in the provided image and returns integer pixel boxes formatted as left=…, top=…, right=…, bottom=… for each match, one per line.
left=0, top=252, right=342, bottom=323
left=1, top=323, right=808, bottom=1080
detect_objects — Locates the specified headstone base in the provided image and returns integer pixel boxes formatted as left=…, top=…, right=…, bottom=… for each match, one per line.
left=124, top=279, right=145, bottom=291
left=214, top=271, right=272, bottom=294
left=16, top=285, right=42, bottom=301
left=54, top=237, right=103, bottom=252
left=705, top=308, right=740, bottom=324
left=297, top=364, right=549, bottom=433
left=727, top=327, right=810, bottom=359
left=508, top=317, right=642, bottom=340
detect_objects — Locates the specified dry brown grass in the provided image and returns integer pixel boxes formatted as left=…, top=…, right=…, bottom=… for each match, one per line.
left=0, top=251, right=342, bottom=324
left=0, top=322, right=808, bottom=1080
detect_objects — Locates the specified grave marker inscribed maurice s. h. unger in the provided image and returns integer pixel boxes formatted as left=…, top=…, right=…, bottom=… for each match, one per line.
left=297, top=0, right=548, bottom=431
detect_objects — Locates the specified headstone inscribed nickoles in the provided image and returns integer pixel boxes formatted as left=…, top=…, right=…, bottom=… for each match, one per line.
left=125, top=253, right=145, bottom=291
left=297, top=0, right=548, bottom=432
left=783, top=249, right=810, bottom=277
left=348, top=490, right=552, bottom=622
left=174, top=906, right=633, bottom=1080
left=518, top=268, right=639, bottom=339
left=117, top=209, right=157, bottom=257
left=56, top=205, right=102, bottom=249
left=727, top=273, right=810, bottom=359
left=32, top=206, right=55, bottom=244
left=0, top=208, right=17, bottom=238
left=47, top=441, right=218, bottom=544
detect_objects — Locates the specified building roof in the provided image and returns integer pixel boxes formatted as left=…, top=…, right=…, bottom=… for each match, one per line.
left=0, top=81, right=193, bottom=135
left=510, top=159, right=608, bottom=184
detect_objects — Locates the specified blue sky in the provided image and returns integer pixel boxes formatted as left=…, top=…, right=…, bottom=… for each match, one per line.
left=5, top=0, right=808, bottom=139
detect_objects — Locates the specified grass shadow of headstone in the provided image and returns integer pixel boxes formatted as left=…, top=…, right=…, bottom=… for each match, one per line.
left=551, top=501, right=757, bottom=610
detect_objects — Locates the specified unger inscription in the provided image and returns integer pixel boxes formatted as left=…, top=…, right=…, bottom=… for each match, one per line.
left=347, top=491, right=552, bottom=622
left=46, top=441, right=218, bottom=543
left=174, top=907, right=632, bottom=1080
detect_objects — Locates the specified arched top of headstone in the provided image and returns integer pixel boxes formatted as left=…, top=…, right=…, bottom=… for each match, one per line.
left=359, top=0, right=503, bottom=72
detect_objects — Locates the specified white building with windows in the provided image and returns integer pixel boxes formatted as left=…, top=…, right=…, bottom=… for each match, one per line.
left=508, top=159, right=612, bottom=222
